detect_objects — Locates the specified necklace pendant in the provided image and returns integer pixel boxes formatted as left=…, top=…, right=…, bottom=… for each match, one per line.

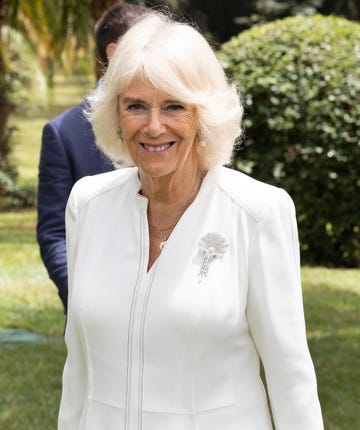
left=159, top=240, right=166, bottom=250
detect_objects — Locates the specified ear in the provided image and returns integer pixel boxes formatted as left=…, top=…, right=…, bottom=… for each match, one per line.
left=106, top=42, right=117, bottom=60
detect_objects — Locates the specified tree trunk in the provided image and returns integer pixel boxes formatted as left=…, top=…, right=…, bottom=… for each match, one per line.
left=0, top=0, right=16, bottom=182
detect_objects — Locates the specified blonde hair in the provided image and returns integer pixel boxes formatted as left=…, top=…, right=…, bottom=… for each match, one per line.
left=87, top=11, right=243, bottom=170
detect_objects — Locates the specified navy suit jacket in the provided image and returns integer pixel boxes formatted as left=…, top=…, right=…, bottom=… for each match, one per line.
left=37, top=101, right=114, bottom=312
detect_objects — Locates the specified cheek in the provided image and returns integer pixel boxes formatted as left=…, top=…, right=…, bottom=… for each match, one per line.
left=179, top=114, right=198, bottom=139
left=119, top=115, right=139, bottom=140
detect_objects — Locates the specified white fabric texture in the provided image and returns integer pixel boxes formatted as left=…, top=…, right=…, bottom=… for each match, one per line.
left=59, top=166, right=323, bottom=430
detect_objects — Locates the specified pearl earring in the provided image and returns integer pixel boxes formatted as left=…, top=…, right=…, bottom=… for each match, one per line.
left=199, top=140, right=207, bottom=148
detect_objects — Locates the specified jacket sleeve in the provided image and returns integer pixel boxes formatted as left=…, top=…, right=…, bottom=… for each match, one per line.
left=37, top=121, right=73, bottom=311
left=58, top=185, right=88, bottom=429
left=246, top=188, right=323, bottom=429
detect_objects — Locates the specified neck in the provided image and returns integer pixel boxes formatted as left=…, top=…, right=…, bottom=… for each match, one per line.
left=142, top=161, right=205, bottom=266
left=140, top=166, right=204, bottom=228
left=140, top=154, right=204, bottom=200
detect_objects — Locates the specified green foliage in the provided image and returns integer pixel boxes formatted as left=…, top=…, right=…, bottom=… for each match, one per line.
left=0, top=0, right=94, bottom=206
left=220, top=15, right=360, bottom=267
left=178, top=0, right=359, bottom=44
left=0, top=170, right=35, bottom=208
left=0, top=46, right=39, bottom=208
left=7, top=0, right=93, bottom=81
left=0, top=26, right=44, bottom=203
left=3, top=27, right=46, bottom=112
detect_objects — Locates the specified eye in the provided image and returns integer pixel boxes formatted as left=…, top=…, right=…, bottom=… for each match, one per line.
left=162, top=104, right=185, bottom=113
left=127, top=103, right=147, bottom=112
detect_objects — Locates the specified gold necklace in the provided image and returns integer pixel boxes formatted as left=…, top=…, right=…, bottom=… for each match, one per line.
left=147, top=170, right=204, bottom=250
left=148, top=221, right=177, bottom=250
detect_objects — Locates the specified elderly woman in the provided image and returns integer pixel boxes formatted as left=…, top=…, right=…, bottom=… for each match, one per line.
left=58, top=11, right=323, bottom=430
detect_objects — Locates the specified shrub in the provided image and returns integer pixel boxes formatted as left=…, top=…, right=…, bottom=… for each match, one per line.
left=0, top=170, right=37, bottom=208
left=0, top=27, right=38, bottom=206
left=219, top=15, right=360, bottom=267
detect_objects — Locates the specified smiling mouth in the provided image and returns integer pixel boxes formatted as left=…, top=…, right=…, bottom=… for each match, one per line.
left=141, top=142, right=174, bottom=152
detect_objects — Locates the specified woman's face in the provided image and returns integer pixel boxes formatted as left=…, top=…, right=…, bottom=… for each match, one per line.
left=118, top=78, right=199, bottom=180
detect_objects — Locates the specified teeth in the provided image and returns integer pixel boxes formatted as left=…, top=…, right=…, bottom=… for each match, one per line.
left=143, top=143, right=172, bottom=152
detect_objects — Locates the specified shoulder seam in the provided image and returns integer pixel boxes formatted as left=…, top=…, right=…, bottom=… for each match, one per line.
left=214, top=178, right=274, bottom=224
left=74, top=170, right=135, bottom=211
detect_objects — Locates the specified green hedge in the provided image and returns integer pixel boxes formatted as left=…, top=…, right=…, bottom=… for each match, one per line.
left=220, top=15, right=360, bottom=267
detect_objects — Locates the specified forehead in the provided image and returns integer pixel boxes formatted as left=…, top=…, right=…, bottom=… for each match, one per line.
left=120, top=77, right=177, bottom=103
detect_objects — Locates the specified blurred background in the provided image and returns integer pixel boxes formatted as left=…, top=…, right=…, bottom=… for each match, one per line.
left=0, top=1, right=359, bottom=429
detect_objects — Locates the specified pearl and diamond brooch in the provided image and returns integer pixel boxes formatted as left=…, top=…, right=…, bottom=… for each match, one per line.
left=198, top=232, right=228, bottom=283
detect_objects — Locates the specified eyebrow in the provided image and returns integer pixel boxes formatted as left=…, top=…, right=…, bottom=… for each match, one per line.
left=120, top=97, right=144, bottom=104
left=120, top=97, right=184, bottom=105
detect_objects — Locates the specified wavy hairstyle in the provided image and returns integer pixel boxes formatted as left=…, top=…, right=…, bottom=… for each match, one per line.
left=87, top=11, right=243, bottom=170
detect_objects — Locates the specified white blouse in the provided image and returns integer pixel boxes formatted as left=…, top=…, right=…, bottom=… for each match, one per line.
left=59, top=166, right=323, bottom=430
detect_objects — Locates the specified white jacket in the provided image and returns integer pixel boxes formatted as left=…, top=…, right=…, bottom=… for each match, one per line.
left=59, top=166, right=323, bottom=430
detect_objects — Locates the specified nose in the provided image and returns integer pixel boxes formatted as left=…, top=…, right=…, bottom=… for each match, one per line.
left=143, top=108, right=166, bottom=137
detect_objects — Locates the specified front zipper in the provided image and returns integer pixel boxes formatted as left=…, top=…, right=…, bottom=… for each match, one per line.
left=125, top=207, right=158, bottom=430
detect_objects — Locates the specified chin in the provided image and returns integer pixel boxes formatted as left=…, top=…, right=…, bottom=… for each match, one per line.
left=138, top=163, right=174, bottom=179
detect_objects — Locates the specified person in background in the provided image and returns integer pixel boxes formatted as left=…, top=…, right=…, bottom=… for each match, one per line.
left=59, top=11, right=324, bottom=429
left=37, top=2, right=147, bottom=313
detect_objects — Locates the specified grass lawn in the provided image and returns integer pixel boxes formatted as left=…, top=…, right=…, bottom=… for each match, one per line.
left=1, top=76, right=88, bottom=429
left=302, top=268, right=360, bottom=429
left=1, top=77, right=359, bottom=429
left=0, top=207, right=65, bottom=429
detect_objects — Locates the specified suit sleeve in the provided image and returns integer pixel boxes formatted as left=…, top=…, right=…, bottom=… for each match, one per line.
left=37, top=121, right=74, bottom=311
left=246, top=188, right=323, bottom=429
left=58, top=185, right=88, bottom=429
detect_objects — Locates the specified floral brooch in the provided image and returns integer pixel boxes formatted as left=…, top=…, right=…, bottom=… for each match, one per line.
left=198, top=232, right=228, bottom=283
